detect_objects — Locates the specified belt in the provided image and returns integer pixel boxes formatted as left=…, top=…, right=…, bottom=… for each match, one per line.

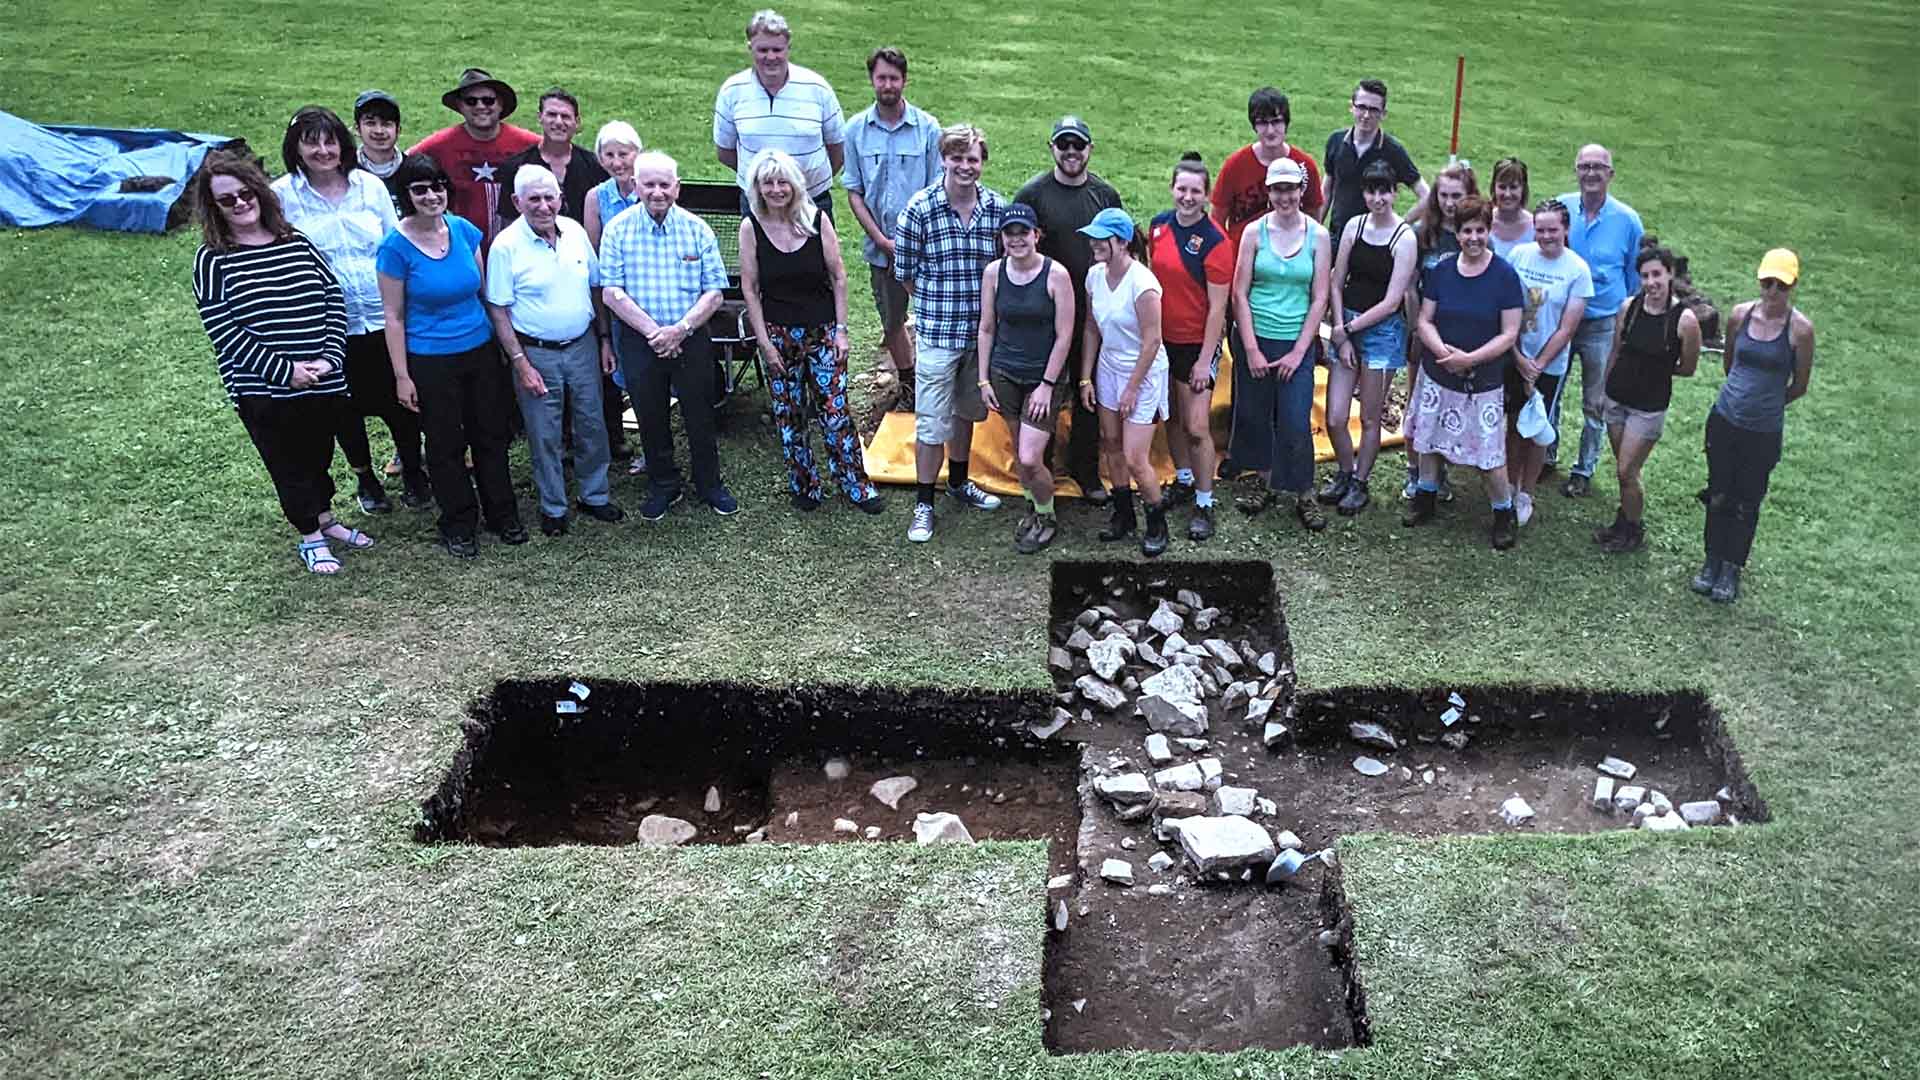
left=515, top=330, right=592, bottom=352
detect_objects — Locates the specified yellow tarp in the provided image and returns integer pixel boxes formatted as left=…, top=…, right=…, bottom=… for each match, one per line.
left=863, top=349, right=1407, bottom=498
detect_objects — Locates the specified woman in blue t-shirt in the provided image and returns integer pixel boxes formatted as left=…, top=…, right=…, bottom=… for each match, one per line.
left=376, top=154, right=525, bottom=558
left=1405, top=195, right=1525, bottom=549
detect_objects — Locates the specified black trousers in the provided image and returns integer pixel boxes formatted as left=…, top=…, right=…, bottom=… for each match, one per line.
left=1702, top=410, right=1783, bottom=566
left=616, top=323, right=722, bottom=496
left=410, top=343, right=518, bottom=538
left=336, top=332, right=425, bottom=477
left=235, top=392, right=347, bottom=534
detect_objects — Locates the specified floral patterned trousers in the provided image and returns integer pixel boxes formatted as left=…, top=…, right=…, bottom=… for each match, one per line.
left=766, top=323, right=878, bottom=502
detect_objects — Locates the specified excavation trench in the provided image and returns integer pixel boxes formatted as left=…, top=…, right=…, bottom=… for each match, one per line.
left=417, top=559, right=1767, bottom=1056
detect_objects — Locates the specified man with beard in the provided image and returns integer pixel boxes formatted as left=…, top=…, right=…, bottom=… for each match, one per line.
left=496, top=88, right=609, bottom=225
left=842, top=46, right=941, bottom=408
left=1015, top=116, right=1123, bottom=503
left=409, top=68, right=538, bottom=246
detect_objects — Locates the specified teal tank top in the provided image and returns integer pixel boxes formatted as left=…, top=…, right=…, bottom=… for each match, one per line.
left=1249, top=216, right=1320, bottom=339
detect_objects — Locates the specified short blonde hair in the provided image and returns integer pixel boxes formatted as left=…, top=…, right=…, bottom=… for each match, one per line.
left=594, top=120, right=642, bottom=155
left=938, top=123, right=988, bottom=164
left=746, top=9, right=789, bottom=38
left=745, top=149, right=818, bottom=237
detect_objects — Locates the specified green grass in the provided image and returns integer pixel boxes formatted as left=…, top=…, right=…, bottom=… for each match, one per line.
left=3, top=1, right=1918, bottom=1077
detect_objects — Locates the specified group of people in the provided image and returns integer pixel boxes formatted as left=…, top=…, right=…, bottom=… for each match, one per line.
left=188, top=9, right=1813, bottom=602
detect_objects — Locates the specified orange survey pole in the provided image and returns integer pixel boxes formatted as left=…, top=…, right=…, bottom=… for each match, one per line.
left=1449, top=55, right=1466, bottom=162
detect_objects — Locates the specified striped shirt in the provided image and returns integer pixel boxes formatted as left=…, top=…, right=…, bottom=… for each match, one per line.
left=892, top=182, right=1006, bottom=350
left=713, top=64, right=845, bottom=196
left=598, top=204, right=728, bottom=327
left=191, top=233, right=348, bottom=402
left=270, top=169, right=398, bottom=336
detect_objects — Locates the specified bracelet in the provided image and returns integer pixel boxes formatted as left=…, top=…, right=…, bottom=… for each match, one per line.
left=1040, top=377, right=1056, bottom=386
left=977, top=379, right=991, bottom=389
left=832, top=324, right=848, bottom=336
left=1079, top=378, right=1092, bottom=387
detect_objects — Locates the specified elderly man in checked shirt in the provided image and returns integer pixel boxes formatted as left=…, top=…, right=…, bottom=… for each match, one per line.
left=598, top=150, right=739, bottom=522
left=891, top=123, right=1009, bottom=544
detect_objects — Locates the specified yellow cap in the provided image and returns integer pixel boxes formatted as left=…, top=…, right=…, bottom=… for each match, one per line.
left=1757, top=248, right=1800, bottom=286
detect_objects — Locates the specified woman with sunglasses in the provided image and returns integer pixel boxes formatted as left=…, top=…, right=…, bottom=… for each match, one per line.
left=1229, top=158, right=1331, bottom=530
left=376, top=154, right=526, bottom=558
left=272, top=106, right=430, bottom=515
left=1693, top=249, right=1814, bottom=603
left=189, top=151, right=373, bottom=575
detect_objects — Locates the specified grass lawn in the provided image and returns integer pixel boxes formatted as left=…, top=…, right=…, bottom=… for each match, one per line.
left=3, top=1, right=1918, bottom=1077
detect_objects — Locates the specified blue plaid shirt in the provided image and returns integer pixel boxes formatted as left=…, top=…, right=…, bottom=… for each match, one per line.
left=892, top=182, right=1006, bottom=350
left=597, top=203, right=728, bottom=326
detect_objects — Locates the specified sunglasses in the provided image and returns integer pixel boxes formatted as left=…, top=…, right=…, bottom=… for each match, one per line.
left=462, top=94, right=498, bottom=107
left=1759, top=278, right=1793, bottom=291
left=1053, top=138, right=1089, bottom=152
left=407, top=179, right=449, bottom=196
left=213, top=189, right=258, bottom=209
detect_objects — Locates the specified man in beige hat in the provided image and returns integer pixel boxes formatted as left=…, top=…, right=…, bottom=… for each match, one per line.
left=409, top=68, right=538, bottom=245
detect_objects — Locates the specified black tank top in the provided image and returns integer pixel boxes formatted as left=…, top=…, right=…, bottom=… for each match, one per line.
left=989, top=257, right=1056, bottom=382
left=1604, top=295, right=1684, bottom=411
left=1342, top=219, right=1408, bottom=314
left=751, top=214, right=834, bottom=326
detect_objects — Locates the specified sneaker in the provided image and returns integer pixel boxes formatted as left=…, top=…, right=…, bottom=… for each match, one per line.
left=1490, top=507, right=1518, bottom=550
left=639, top=488, right=684, bottom=522
left=1561, top=473, right=1592, bottom=498
left=1514, top=492, right=1534, bottom=526
left=1601, top=520, right=1646, bottom=554
left=400, top=471, right=433, bottom=510
left=576, top=500, right=625, bottom=523
left=1293, top=493, right=1328, bottom=532
left=1315, top=471, right=1352, bottom=505
left=852, top=493, right=887, bottom=515
left=949, top=480, right=1001, bottom=511
left=355, top=472, right=392, bottom=514
left=907, top=502, right=935, bottom=542
left=1709, top=562, right=1741, bottom=604
left=1016, top=513, right=1057, bottom=555
left=1690, top=559, right=1720, bottom=596
left=704, top=485, right=740, bottom=516
left=540, top=514, right=568, bottom=537
left=491, top=520, right=530, bottom=545
left=1337, top=479, right=1371, bottom=516
left=1401, top=477, right=1419, bottom=500
left=1011, top=510, right=1037, bottom=549
left=1187, top=503, right=1215, bottom=541
left=792, top=491, right=822, bottom=512
left=442, top=532, right=478, bottom=558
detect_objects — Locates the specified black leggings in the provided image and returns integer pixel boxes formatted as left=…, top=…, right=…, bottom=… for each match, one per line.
left=335, top=332, right=425, bottom=477
left=1701, top=410, right=1782, bottom=566
left=236, top=393, right=347, bottom=534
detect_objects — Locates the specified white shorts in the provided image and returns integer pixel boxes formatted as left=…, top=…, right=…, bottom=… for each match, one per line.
left=1096, top=355, right=1170, bottom=426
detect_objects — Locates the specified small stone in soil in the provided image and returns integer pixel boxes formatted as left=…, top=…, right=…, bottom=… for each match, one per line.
left=870, top=776, right=918, bottom=810
left=1148, top=601, right=1184, bottom=638
left=1048, top=874, right=1073, bottom=890
left=1263, top=721, right=1291, bottom=749
left=1075, top=674, right=1128, bottom=711
left=1679, top=800, right=1722, bottom=826
left=1648, top=790, right=1673, bottom=815
left=1273, top=829, right=1304, bottom=850
left=1120, top=836, right=1136, bottom=850
left=1198, top=758, right=1224, bottom=789
left=1101, top=858, right=1135, bottom=886
left=1176, top=588, right=1204, bottom=609
left=1597, top=756, right=1638, bottom=780
left=1176, top=737, right=1211, bottom=752
left=863, top=825, right=882, bottom=839
left=1087, top=635, right=1135, bottom=680
left=1072, top=998, right=1086, bottom=1014
left=1348, top=721, right=1399, bottom=751
left=1148, top=851, right=1174, bottom=872
left=785, top=810, right=799, bottom=828
left=1257, top=651, right=1277, bottom=675
left=704, top=786, right=722, bottom=813
left=1499, top=796, right=1536, bottom=827
left=638, top=815, right=699, bottom=846
left=823, top=758, right=851, bottom=781
left=1613, top=784, right=1648, bottom=813
left=1030, top=708, right=1072, bottom=740
left=1147, top=883, right=1172, bottom=896
left=1631, top=803, right=1657, bottom=825
left=1641, top=810, right=1689, bottom=832
left=1154, top=762, right=1208, bottom=791
left=1255, top=796, right=1278, bottom=816
left=1441, top=731, right=1470, bottom=751
left=1192, top=607, right=1221, bottom=631
left=1353, top=755, right=1390, bottom=777
left=1065, top=626, right=1095, bottom=653
left=1593, top=776, right=1616, bottom=811
left=1422, top=769, right=1436, bottom=785
left=1053, top=899, right=1069, bottom=931
left=1144, top=733, right=1174, bottom=764
left=1074, top=608, right=1101, bottom=628
left=1212, top=785, right=1258, bottom=816
left=1095, top=772, right=1155, bottom=805
left=1047, top=646, right=1073, bottom=675
left=1202, top=638, right=1243, bottom=669
left=912, top=811, right=974, bottom=845
left=1139, top=694, right=1209, bottom=737
left=833, top=818, right=859, bottom=834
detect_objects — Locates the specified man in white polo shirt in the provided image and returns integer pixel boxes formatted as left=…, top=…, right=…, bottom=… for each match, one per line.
left=713, top=8, right=846, bottom=218
left=483, top=165, right=623, bottom=536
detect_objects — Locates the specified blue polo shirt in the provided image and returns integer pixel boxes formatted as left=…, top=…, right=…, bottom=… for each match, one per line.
left=1555, top=193, right=1643, bottom=319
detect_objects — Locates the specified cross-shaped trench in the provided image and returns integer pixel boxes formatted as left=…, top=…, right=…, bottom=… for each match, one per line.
left=415, top=560, right=1769, bottom=1054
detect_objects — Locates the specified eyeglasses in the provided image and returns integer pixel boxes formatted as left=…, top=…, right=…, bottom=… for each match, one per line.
left=1053, top=138, right=1089, bottom=152
left=1351, top=102, right=1384, bottom=115
left=213, top=189, right=257, bottom=210
left=407, top=180, right=449, bottom=196
left=1576, top=162, right=1612, bottom=173
left=1759, top=278, right=1793, bottom=291
left=462, top=94, right=498, bottom=107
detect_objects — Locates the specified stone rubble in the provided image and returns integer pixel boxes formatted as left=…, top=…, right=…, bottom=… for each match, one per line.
left=1212, top=785, right=1258, bottom=816
left=637, top=815, right=698, bottom=846
left=1030, top=708, right=1072, bottom=740
left=1148, top=851, right=1174, bottom=872
left=1076, top=675, right=1128, bottom=711
left=1348, top=721, right=1399, bottom=752
left=1597, top=756, right=1638, bottom=780
left=1144, top=733, right=1174, bottom=765
left=1087, top=636, right=1135, bottom=681
left=1499, top=796, right=1536, bottom=827
left=1100, top=858, right=1135, bottom=886
left=1171, top=815, right=1276, bottom=874
left=1094, top=772, right=1155, bottom=806
left=833, top=818, right=859, bottom=834
left=1679, top=799, right=1722, bottom=826
left=912, top=811, right=974, bottom=845
left=1138, top=694, right=1208, bottom=737
left=869, top=776, right=919, bottom=810
left=823, top=758, right=851, bottom=781
left=1352, top=756, right=1390, bottom=777
left=1593, top=776, right=1616, bottom=811
left=704, top=786, right=723, bottom=813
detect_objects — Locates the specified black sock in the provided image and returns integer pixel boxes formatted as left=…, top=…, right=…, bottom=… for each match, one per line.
left=948, top=458, right=970, bottom=490
left=917, top=482, right=936, bottom=507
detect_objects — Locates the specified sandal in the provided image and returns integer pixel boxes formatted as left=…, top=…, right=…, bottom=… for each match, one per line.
left=319, top=521, right=375, bottom=551
left=298, top=539, right=342, bottom=575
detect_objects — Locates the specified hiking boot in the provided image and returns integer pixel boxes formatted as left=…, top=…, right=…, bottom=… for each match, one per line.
left=1187, top=503, right=1215, bottom=541
left=1016, top=512, right=1057, bottom=555
left=355, top=472, right=391, bottom=514
left=1141, top=502, right=1170, bottom=558
left=1098, top=493, right=1137, bottom=542
left=1293, top=492, right=1328, bottom=532
left=1490, top=506, right=1518, bottom=550
left=1561, top=473, right=1592, bottom=498
left=1690, top=559, right=1721, bottom=595
left=1337, top=477, right=1371, bottom=515
left=1234, top=474, right=1274, bottom=515
left=1710, top=562, right=1742, bottom=604
left=1011, top=510, right=1036, bottom=549
left=1316, top=470, right=1352, bottom=505
left=1163, top=478, right=1195, bottom=506
left=1593, top=509, right=1628, bottom=547
left=1601, top=519, right=1645, bottom=554
left=1402, top=488, right=1438, bottom=527
left=400, top=470, right=433, bottom=510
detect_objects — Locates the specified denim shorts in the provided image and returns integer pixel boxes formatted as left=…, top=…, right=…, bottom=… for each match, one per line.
left=1344, top=307, right=1408, bottom=371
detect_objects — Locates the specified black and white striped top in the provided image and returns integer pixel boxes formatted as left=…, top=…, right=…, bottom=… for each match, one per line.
left=191, top=232, right=349, bottom=402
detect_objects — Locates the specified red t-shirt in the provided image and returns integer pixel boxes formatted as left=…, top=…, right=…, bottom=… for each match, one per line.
left=1148, top=211, right=1236, bottom=345
left=1211, top=142, right=1325, bottom=246
left=409, top=123, right=539, bottom=245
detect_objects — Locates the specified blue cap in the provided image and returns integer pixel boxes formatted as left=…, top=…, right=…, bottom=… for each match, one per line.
left=1077, top=207, right=1135, bottom=242
left=1001, top=202, right=1039, bottom=231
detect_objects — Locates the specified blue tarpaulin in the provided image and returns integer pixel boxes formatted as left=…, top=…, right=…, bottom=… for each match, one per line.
left=0, top=111, right=236, bottom=234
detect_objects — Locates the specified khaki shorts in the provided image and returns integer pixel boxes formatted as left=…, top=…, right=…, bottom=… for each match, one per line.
left=915, top=344, right=988, bottom=444
left=870, top=264, right=910, bottom=334
left=989, top=370, right=1067, bottom=434
left=1600, top=394, right=1667, bottom=441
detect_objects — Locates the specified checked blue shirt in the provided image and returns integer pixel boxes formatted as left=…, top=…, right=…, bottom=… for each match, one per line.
left=597, top=203, right=728, bottom=326
left=892, top=182, right=1006, bottom=351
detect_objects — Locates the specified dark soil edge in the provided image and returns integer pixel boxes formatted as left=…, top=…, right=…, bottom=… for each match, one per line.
left=1319, top=860, right=1373, bottom=1047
